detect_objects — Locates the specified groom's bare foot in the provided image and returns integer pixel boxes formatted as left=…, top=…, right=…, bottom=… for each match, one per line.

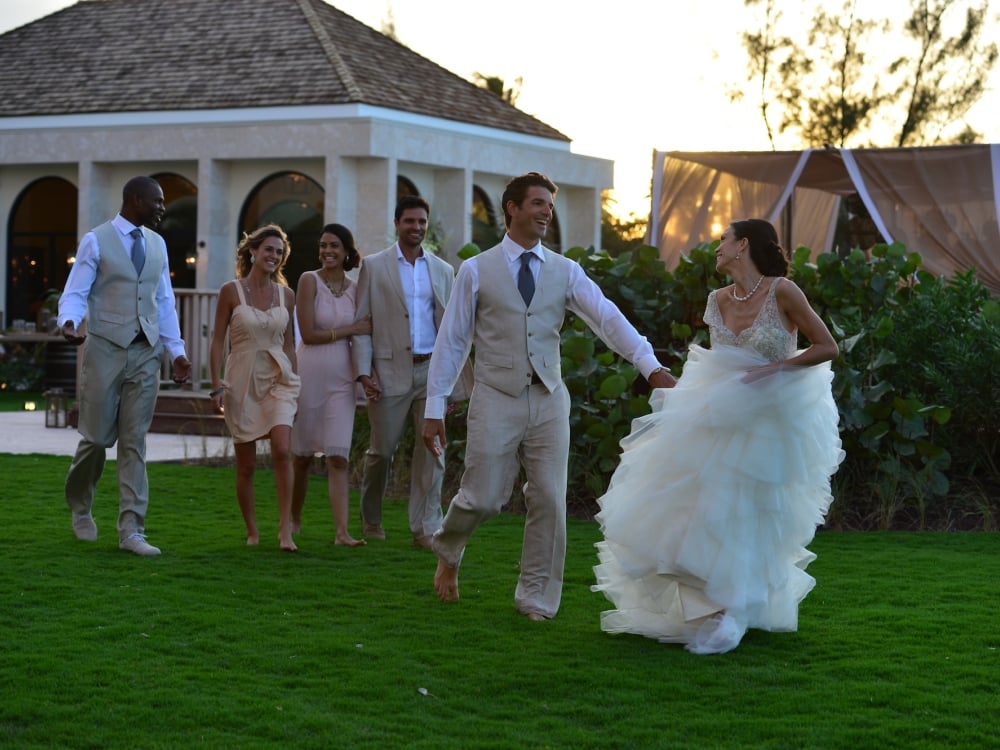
left=434, top=559, right=459, bottom=602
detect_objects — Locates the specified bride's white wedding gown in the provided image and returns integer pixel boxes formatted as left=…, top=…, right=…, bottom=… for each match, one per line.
left=593, top=279, right=845, bottom=654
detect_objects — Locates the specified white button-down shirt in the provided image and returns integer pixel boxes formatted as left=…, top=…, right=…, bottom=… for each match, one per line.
left=57, top=213, right=186, bottom=360
left=395, top=243, right=437, bottom=356
left=424, top=234, right=663, bottom=418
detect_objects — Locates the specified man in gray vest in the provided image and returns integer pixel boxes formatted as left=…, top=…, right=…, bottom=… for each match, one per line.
left=421, top=172, right=676, bottom=619
left=58, top=176, right=192, bottom=556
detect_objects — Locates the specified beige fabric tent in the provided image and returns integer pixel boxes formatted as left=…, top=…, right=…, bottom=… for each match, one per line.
left=649, top=145, right=1000, bottom=295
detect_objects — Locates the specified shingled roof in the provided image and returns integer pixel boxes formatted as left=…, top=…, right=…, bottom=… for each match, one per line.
left=0, top=0, right=568, bottom=141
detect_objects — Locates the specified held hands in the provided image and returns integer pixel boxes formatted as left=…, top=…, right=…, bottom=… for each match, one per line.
left=359, top=374, right=381, bottom=402
left=422, top=418, right=446, bottom=457
left=62, top=321, right=86, bottom=346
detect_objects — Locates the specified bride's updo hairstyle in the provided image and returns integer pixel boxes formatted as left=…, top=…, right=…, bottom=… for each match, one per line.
left=731, top=219, right=789, bottom=277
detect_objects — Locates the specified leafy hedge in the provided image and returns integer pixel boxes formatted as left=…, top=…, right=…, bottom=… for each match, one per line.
left=561, top=241, right=1000, bottom=530
left=351, top=241, right=1000, bottom=531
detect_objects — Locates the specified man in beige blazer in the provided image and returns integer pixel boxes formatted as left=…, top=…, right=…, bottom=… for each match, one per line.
left=352, top=196, right=460, bottom=547
left=422, top=172, right=676, bottom=620
left=58, top=176, right=191, bottom=556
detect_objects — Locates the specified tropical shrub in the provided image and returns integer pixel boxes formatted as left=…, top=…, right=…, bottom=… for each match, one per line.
left=355, top=240, right=999, bottom=530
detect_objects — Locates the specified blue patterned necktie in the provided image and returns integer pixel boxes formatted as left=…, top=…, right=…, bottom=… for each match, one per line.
left=130, top=227, right=145, bottom=274
left=518, top=252, right=535, bottom=306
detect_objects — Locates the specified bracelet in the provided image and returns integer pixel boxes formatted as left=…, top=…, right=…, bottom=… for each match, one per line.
left=650, top=367, right=669, bottom=378
left=330, top=328, right=337, bottom=343
left=209, top=387, right=224, bottom=398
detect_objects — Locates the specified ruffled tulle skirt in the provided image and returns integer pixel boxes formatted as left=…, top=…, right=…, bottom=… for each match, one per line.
left=592, top=344, right=844, bottom=653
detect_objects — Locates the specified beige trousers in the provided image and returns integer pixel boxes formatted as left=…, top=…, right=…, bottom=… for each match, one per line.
left=360, top=359, right=445, bottom=536
left=65, top=334, right=162, bottom=541
left=434, top=380, right=570, bottom=618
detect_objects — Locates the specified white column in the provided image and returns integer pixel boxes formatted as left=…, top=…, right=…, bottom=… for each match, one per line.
left=560, top=185, right=602, bottom=251
left=432, top=167, right=471, bottom=267
left=353, top=157, right=394, bottom=256
left=76, top=161, right=113, bottom=241
left=197, top=158, right=234, bottom=290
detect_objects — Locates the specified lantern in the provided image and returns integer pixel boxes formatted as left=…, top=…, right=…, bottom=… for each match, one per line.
left=44, top=388, right=68, bottom=428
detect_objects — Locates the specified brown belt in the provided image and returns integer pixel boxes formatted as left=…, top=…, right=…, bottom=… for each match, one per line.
left=413, top=353, right=432, bottom=364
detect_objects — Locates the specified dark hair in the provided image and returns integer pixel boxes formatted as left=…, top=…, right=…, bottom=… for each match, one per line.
left=122, top=175, right=160, bottom=202
left=394, top=195, right=431, bottom=222
left=731, top=218, right=789, bottom=277
left=235, top=224, right=291, bottom=285
left=320, top=223, right=360, bottom=271
left=501, top=171, right=558, bottom=228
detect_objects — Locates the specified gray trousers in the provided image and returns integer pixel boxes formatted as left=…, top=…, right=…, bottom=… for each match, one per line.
left=434, top=380, right=570, bottom=618
left=360, top=359, right=445, bottom=536
left=65, top=334, right=161, bottom=541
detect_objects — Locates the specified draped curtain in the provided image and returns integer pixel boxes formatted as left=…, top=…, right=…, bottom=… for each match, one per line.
left=650, top=145, right=1000, bottom=295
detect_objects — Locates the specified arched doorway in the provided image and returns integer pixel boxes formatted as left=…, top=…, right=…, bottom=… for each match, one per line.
left=239, top=172, right=324, bottom=289
left=152, top=172, right=198, bottom=289
left=5, top=177, right=78, bottom=328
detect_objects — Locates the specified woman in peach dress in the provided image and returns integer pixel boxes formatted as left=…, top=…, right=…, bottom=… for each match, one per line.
left=209, top=224, right=300, bottom=551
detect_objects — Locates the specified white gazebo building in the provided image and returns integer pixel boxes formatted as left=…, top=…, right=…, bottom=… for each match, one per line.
left=0, top=0, right=612, bottom=400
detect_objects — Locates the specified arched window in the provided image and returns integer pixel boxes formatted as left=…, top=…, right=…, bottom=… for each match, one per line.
left=239, top=172, right=324, bottom=289
left=6, top=177, right=78, bottom=327
left=472, top=185, right=502, bottom=249
left=396, top=175, right=419, bottom=203
left=152, top=172, right=198, bottom=289
left=544, top=210, right=562, bottom=252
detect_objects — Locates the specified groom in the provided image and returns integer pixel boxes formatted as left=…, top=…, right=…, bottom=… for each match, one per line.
left=421, top=171, right=675, bottom=620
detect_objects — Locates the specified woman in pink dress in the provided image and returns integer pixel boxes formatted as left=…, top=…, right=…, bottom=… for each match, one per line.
left=291, top=224, right=371, bottom=546
left=209, top=224, right=301, bottom=551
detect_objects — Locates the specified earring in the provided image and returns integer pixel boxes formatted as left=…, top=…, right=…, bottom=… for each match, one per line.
left=250, top=255, right=255, bottom=264
left=735, top=252, right=742, bottom=261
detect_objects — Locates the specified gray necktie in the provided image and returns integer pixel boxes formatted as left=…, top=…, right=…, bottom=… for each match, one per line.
left=130, top=227, right=145, bottom=274
left=518, top=252, right=534, bottom=306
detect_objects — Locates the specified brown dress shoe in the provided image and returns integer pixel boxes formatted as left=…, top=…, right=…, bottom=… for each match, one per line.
left=412, top=534, right=434, bottom=549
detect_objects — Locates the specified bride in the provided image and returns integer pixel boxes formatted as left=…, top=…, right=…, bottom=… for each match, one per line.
left=592, top=218, right=844, bottom=654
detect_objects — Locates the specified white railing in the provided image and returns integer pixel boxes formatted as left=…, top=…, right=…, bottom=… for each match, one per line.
left=162, top=288, right=219, bottom=391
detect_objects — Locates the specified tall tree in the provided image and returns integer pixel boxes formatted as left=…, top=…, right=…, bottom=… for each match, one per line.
left=730, top=0, right=794, bottom=149
left=472, top=73, right=523, bottom=105
left=601, top=196, right=648, bottom=257
left=379, top=3, right=399, bottom=41
left=890, top=0, right=998, bottom=146
left=736, top=0, right=998, bottom=148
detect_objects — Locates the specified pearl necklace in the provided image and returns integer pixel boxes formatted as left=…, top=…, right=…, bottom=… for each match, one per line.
left=731, top=275, right=765, bottom=303
left=319, top=273, right=348, bottom=297
left=243, top=281, right=275, bottom=329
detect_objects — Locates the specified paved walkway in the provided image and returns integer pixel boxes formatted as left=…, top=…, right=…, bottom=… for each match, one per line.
left=0, top=409, right=234, bottom=462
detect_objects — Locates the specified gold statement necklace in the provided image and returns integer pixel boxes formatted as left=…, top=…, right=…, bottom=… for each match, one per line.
left=320, top=272, right=348, bottom=297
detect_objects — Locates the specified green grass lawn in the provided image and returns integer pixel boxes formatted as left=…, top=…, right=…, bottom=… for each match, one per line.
left=0, top=390, right=45, bottom=412
left=1, top=453, right=997, bottom=749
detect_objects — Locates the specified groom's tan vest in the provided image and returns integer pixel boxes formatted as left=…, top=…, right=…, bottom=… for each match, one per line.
left=86, top=222, right=165, bottom=348
left=473, top=245, right=569, bottom=396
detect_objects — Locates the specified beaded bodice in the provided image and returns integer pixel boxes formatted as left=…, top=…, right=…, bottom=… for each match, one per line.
left=704, top=278, right=796, bottom=362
